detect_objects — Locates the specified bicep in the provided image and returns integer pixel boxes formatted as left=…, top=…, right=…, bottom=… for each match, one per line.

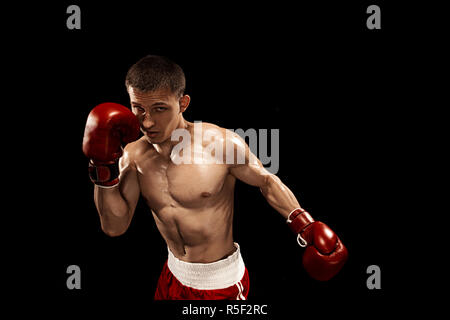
left=227, top=132, right=271, bottom=187
left=230, top=162, right=270, bottom=187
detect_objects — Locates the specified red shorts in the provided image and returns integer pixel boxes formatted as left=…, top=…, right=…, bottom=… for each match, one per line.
left=154, top=243, right=250, bottom=300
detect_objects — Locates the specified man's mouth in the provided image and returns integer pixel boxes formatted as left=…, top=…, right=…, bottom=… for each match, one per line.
left=146, top=131, right=159, bottom=138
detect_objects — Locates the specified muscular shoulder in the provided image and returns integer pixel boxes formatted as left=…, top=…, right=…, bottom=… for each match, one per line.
left=197, top=122, right=239, bottom=144
left=198, top=122, right=225, bottom=134
left=195, top=122, right=251, bottom=167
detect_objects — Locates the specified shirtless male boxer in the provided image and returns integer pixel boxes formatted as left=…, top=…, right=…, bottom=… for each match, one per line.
left=82, top=55, right=348, bottom=300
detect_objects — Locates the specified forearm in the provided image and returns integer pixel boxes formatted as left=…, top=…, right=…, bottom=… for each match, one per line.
left=94, top=185, right=131, bottom=236
left=260, top=174, right=301, bottom=219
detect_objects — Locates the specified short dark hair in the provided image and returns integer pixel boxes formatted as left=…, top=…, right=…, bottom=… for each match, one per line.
left=125, top=55, right=186, bottom=97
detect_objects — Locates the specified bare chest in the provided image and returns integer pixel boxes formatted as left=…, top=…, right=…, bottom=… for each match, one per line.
left=135, top=155, right=230, bottom=209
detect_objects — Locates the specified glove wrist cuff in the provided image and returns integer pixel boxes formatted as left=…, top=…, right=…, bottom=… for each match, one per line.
left=88, top=159, right=120, bottom=187
left=286, top=208, right=315, bottom=234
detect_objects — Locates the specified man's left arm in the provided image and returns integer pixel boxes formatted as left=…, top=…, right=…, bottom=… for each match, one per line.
left=229, top=153, right=300, bottom=219
left=227, top=131, right=348, bottom=281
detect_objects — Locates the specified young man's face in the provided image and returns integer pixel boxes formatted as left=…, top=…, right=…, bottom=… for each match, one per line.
left=127, top=86, right=189, bottom=144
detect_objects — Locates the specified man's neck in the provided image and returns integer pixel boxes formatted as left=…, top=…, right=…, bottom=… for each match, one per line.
left=152, top=117, right=191, bottom=158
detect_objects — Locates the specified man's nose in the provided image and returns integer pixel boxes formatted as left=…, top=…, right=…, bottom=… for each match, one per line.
left=141, top=113, right=155, bottom=129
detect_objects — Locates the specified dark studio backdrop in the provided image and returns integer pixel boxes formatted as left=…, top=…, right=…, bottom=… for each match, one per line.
left=10, top=0, right=429, bottom=317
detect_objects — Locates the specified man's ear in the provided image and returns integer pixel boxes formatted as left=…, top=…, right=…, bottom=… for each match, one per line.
left=179, top=95, right=191, bottom=113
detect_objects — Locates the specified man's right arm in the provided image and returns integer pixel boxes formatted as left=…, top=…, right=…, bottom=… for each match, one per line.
left=94, top=146, right=140, bottom=236
left=82, top=102, right=141, bottom=237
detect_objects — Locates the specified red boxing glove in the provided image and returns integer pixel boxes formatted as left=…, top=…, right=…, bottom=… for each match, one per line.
left=82, top=102, right=140, bottom=187
left=287, top=208, right=348, bottom=281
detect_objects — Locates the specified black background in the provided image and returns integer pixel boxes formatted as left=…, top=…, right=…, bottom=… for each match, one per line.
left=7, top=0, right=439, bottom=317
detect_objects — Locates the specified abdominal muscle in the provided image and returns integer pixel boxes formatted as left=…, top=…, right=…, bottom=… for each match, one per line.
left=151, top=204, right=236, bottom=263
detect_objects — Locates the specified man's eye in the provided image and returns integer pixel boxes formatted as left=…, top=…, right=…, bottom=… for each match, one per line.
left=156, top=107, right=167, bottom=112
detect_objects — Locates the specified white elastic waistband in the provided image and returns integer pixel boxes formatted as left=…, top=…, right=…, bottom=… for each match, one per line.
left=167, top=243, right=245, bottom=290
